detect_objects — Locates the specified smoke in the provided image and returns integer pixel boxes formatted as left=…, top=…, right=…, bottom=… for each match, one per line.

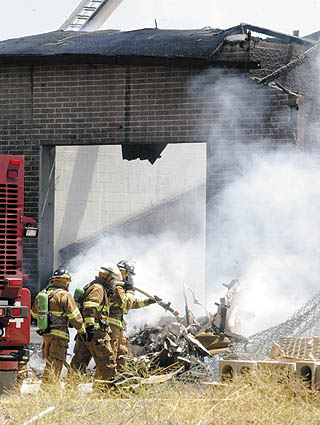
left=303, top=49, right=320, bottom=149
left=63, top=58, right=320, bottom=342
left=192, top=65, right=320, bottom=337
left=207, top=148, right=320, bottom=336
left=67, top=231, right=206, bottom=333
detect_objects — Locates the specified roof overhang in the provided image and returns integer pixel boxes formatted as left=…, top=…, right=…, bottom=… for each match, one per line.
left=0, top=53, right=260, bottom=69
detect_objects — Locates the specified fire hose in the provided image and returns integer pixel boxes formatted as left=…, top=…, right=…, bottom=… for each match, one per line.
left=133, top=286, right=179, bottom=317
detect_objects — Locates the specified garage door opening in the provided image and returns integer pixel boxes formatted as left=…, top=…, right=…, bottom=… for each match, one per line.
left=53, top=143, right=207, bottom=317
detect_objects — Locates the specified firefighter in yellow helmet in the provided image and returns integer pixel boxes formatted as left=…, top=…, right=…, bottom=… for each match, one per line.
left=70, top=263, right=122, bottom=388
left=31, top=269, right=86, bottom=382
left=109, top=260, right=156, bottom=369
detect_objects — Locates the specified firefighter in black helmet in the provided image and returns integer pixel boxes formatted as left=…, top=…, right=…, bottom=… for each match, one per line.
left=108, top=260, right=156, bottom=369
left=31, top=268, right=86, bottom=382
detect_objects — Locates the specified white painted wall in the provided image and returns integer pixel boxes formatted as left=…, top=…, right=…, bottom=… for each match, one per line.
left=54, top=143, right=206, bottom=260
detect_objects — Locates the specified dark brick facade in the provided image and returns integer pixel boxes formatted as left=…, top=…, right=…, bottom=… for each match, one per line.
left=0, top=54, right=302, bottom=295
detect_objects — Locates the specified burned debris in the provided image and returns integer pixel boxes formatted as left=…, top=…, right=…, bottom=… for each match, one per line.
left=23, top=280, right=320, bottom=390
left=27, top=280, right=247, bottom=385
left=122, top=280, right=247, bottom=384
left=119, top=284, right=320, bottom=387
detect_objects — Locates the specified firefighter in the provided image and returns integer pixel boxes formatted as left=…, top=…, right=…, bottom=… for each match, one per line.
left=109, top=260, right=156, bottom=369
left=31, top=269, right=86, bottom=382
left=70, top=263, right=122, bottom=389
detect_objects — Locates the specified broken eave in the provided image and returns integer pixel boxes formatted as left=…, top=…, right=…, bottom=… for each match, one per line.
left=0, top=53, right=261, bottom=69
left=241, top=23, right=314, bottom=47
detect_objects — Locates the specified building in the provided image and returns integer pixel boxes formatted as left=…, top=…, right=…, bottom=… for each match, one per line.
left=0, top=24, right=318, bottom=296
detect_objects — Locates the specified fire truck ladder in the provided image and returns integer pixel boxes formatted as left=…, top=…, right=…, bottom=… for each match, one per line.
left=60, top=0, right=124, bottom=32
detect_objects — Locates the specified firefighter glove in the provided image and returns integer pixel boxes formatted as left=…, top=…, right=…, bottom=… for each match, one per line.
left=124, top=274, right=134, bottom=291
left=123, top=277, right=133, bottom=291
left=124, top=283, right=133, bottom=291
left=146, top=298, right=156, bottom=305
left=86, top=325, right=95, bottom=342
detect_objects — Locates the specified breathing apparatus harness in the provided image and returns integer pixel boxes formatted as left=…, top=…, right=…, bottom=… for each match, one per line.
left=80, top=279, right=111, bottom=332
left=36, top=286, right=68, bottom=336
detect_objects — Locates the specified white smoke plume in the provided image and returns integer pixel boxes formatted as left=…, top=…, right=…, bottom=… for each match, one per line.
left=192, top=63, right=320, bottom=337
left=64, top=57, right=320, bottom=342
left=207, top=147, right=320, bottom=336
left=67, top=232, right=206, bottom=333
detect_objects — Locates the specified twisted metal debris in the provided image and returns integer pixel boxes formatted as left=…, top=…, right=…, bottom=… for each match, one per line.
left=225, top=291, right=320, bottom=360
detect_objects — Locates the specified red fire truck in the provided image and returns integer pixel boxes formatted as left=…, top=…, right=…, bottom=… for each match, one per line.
left=0, top=155, right=37, bottom=392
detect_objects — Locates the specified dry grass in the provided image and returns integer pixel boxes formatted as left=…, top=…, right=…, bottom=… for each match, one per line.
left=1, top=368, right=320, bottom=425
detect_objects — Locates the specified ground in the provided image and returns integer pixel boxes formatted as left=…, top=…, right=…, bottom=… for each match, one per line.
left=1, top=368, right=320, bottom=425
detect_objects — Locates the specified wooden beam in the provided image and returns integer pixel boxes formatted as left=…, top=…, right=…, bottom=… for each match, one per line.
left=242, top=23, right=314, bottom=46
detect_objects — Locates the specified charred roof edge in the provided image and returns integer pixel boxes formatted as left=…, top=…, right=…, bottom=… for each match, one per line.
left=0, top=54, right=261, bottom=69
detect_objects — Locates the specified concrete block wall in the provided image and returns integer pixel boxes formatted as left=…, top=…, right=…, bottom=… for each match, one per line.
left=257, top=360, right=296, bottom=374
left=219, top=360, right=257, bottom=380
left=0, top=61, right=302, bottom=295
left=295, top=361, right=319, bottom=387
left=54, top=143, right=206, bottom=258
left=219, top=359, right=320, bottom=388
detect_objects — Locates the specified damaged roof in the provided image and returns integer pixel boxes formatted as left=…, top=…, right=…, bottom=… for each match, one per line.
left=0, top=27, right=239, bottom=67
left=0, top=24, right=313, bottom=67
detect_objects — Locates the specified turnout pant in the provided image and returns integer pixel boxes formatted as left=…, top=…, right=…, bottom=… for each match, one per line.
left=71, top=329, right=116, bottom=385
left=70, top=337, right=92, bottom=374
left=42, top=334, right=68, bottom=382
left=110, top=324, right=130, bottom=369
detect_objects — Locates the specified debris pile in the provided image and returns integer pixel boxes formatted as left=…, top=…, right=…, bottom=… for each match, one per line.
left=125, top=280, right=247, bottom=384
left=278, top=336, right=320, bottom=360
left=226, top=291, right=320, bottom=361
left=125, top=321, right=213, bottom=384
left=26, top=282, right=320, bottom=387
left=25, top=279, right=247, bottom=386
left=130, top=321, right=209, bottom=358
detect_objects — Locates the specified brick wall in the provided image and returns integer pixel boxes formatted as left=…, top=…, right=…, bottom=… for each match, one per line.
left=250, top=41, right=320, bottom=149
left=0, top=62, right=300, bottom=295
left=250, top=41, right=306, bottom=80
left=0, top=65, right=39, bottom=293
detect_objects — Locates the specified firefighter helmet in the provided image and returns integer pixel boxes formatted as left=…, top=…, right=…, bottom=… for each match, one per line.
left=98, top=262, right=122, bottom=280
left=50, top=268, right=72, bottom=281
left=117, top=260, right=136, bottom=275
